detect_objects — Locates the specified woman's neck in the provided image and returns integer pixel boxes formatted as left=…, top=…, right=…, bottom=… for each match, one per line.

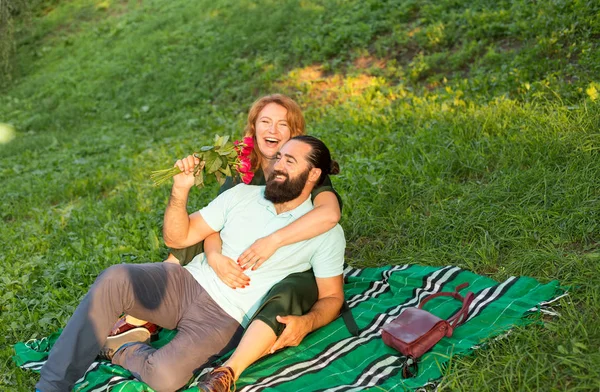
left=261, top=159, right=275, bottom=178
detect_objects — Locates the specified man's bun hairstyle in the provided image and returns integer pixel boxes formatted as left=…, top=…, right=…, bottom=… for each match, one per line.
left=330, top=160, right=340, bottom=175
left=291, top=135, right=339, bottom=185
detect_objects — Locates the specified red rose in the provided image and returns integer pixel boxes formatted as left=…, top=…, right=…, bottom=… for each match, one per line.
left=243, top=136, right=254, bottom=149
left=241, top=145, right=253, bottom=157
left=238, top=157, right=252, bottom=173
left=242, top=171, right=254, bottom=184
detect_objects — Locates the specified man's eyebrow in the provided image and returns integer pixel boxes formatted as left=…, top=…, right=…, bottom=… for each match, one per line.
left=282, top=153, right=297, bottom=163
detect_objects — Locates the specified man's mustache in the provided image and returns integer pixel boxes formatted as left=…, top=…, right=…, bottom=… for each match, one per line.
left=268, top=170, right=289, bottom=181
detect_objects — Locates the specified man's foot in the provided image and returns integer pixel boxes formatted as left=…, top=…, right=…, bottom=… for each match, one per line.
left=109, top=314, right=160, bottom=341
left=98, top=327, right=151, bottom=361
left=197, top=366, right=236, bottom=392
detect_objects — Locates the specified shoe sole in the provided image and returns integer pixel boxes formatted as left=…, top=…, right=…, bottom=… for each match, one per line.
left=105, top=327, right=152, bottom=350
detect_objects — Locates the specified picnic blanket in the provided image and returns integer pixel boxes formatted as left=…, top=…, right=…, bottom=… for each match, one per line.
left=13, top=264, right=562, bottom=391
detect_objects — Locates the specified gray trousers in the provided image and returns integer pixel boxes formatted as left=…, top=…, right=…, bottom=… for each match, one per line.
left=36, top=263, right=244, bottom=392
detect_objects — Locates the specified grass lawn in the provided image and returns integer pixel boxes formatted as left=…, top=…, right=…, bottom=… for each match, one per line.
left=1, top=0, right=599, bottom=390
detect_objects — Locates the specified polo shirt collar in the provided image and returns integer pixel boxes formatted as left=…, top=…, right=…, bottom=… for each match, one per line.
left=258, top=187, right=313, bottom=217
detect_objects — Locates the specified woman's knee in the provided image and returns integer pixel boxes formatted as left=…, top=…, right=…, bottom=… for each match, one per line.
left=163, top=253, right=181, bottom=265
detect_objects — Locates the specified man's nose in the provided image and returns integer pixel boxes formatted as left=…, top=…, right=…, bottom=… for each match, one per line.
left=273, top=159, right=284, bottom=171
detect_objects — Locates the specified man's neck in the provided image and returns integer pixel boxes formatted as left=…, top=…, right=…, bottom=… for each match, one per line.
left=273, top=189, right=311, bottom=215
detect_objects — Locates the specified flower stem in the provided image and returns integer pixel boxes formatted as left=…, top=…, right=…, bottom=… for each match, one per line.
left=150, top=166, right=181, bottom=186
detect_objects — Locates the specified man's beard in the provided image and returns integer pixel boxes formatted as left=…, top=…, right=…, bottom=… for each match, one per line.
left=265, top=169, right=310, bottom=204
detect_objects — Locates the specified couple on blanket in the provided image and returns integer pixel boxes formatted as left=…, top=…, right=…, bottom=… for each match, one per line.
left=36, top=95, right=347, bottom=392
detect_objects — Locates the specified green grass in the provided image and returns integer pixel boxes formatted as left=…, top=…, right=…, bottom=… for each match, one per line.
left=1, top=0, right=599, bottom=390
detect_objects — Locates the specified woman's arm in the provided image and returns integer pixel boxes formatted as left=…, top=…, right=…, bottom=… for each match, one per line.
left=204, top=232, right=223, bottom=258
left=237, top=191, right=341, bottom=270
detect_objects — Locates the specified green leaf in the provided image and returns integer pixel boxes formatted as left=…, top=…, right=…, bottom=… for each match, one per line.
left=217, top=146, right=235, bottom=156
left=194, top=170, right=205, bottom=188
left=200, top=145, right=213, bottom=152
left=204, top=151, right=223, bottom=174
left=148, top=229, right=159, bottom=251
left=365, top=174, right=378, bottom=185
left=203, top=171, right=215, bottom=185
left=215, top=170, right=225, bottom=185
left=222, top=164, right=232, bottom=177
left=557, top=345, right=568, bottom=355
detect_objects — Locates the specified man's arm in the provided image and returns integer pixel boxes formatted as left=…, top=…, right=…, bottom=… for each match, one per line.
left=164, top=209, right=216, bottom=249
left=205, top=232, right=250, bottom=288
left=162, top=155, right=217, bottom=248
left=269, top=274, right=344, bottom=353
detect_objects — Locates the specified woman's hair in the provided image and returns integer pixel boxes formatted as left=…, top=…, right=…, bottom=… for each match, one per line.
left=291, top=135, right=340, bottom=186
left=244, top=94, right=306, bottom=170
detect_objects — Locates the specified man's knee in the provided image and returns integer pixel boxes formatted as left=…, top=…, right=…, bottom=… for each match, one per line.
left=140, top=362, right=192, bottom=392
left=94, top=264, right=130, bottom=287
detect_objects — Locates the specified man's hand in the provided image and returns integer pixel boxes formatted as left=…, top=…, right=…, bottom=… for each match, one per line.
left=207, top=253, right=250, bottom=289
left=268, top=315, right=313, bottom=354
left=267, top=276, right=344, bottom=353
left=173, top=154, right=200, bottom=189
left=237, top=235, right=281, bottom=270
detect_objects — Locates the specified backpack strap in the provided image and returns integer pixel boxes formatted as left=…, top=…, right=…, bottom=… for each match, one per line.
left=341, top=300, right=359, bottom=336
left=417, top=283, right=474, bottom=328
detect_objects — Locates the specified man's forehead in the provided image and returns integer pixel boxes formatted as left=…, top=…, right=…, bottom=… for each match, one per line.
left=279, top=140, right=311, bottom=162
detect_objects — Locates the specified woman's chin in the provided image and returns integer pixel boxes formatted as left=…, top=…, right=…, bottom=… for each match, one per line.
left=260, top=148, right=279, bottom=159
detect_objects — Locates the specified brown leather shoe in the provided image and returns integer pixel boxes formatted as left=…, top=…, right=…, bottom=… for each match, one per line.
left=197, top=366, right=236, bottom=392
left=109, top=315, right=160, bottom=341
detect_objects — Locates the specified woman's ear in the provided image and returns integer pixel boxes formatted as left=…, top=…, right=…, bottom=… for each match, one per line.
left=308, top=167, right=322, bottom=183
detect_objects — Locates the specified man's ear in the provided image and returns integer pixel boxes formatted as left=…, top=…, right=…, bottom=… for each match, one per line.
left=308, top=167, right=322, bottom=183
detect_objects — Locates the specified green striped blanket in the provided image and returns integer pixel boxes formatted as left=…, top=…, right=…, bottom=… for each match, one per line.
left=13, top=264, right=561, bottom=391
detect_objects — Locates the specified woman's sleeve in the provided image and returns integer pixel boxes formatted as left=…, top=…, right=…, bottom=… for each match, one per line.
left=310, top=174, right=343, bottom=212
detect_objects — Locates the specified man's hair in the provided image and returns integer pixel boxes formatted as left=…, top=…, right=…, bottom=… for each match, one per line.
left=291, top=135, right=340, bottom=186
left=244, top=94, right=306, bottom=170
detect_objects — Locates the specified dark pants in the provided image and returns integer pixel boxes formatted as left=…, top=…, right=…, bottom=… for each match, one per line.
left=252, top=270, right=319, bottom=336
left=36, top=263, right=243, bottom=392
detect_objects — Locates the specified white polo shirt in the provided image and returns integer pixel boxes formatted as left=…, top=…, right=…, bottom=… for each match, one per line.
left=184, top=184, right=345, bottom=326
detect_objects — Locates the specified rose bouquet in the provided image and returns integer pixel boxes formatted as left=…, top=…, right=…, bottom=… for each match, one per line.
left=151, top=135, right=254, bottom=188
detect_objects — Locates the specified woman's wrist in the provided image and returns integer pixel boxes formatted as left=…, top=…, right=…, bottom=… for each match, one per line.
left=205, top=251, right=218, bottom=267
left=268, top=232, right=284, bottom=248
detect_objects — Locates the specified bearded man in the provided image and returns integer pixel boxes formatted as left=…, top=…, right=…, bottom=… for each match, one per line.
left=36, top=136, right=346, bottom=392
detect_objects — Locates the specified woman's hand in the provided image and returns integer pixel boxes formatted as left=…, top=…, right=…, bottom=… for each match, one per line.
left=237, top=235, right=282, bottom=271
left=207, top=253, right=250, bottom=289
